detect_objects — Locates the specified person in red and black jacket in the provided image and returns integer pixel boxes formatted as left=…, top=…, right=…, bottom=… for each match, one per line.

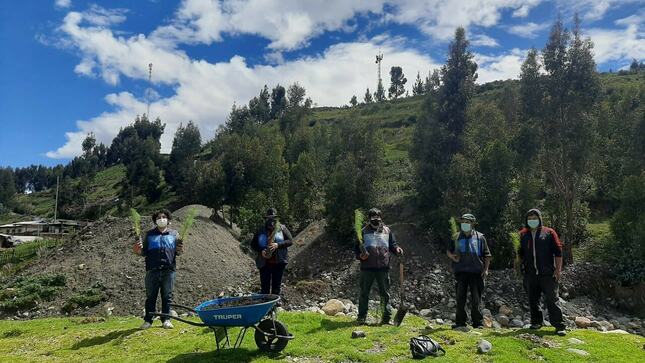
left=518, top=208, right=566, bottom=336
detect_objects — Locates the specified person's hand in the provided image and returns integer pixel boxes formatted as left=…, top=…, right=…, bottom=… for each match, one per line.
left=396, top=247, right=404, bottom=256
left=359, top=252, right=369, bottom=260
left=261, top=250, right=269, bottom=258
left=133, top=240, right=143, bottom=255
left=268, top=242, right=278, bottom=252
left=554, top=269, right=561, bottom=282
left=481, top=269, right=489, bottom=279
left=447, top=251, right=459, bottom=262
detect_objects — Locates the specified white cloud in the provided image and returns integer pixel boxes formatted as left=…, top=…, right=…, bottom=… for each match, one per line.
left=386, top=0, right=543, bottom=41
left=471, top=34, right=500, bottom=47
left=558, top=0, right=644, bottom=22
left=55, top=0, right=71, bottom=9
left=46, top=9, right=439, bottom=158
left=587, top=23, right=645, bottom=64
left=148, top=0, right=547, bottom=50
left=475, top=48, right=527, bottom=83
left=150, top=0, right=386, bottom=51
left=507, top=22, right=550, bottom=38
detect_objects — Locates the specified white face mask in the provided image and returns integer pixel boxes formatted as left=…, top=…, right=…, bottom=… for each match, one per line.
left=527, top=219, right=540, bottom=229
left=156, top=218, right=168, bottom=228
left=460, top=223, right=472, bottom=233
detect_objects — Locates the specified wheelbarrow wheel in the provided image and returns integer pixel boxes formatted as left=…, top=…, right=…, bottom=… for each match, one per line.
left=255, top=319, right=289, bottom=353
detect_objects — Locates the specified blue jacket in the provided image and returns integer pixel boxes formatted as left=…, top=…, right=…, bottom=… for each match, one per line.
left=251, top=224, right=293, bottom=269
left=448, top=231, right=491, bottom=273
left=142, top=228, right=182, bottom=271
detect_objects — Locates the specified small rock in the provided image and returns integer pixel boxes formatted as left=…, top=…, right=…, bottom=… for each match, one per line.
left=568, top=338, right=584, bottom=345
left=483, top=316, right=493, bottom=328
left=575, top=317, right=592, bottom=329
left=420, top=309, right=432, bottom=317
left=77, top=263, right=85, bottom=270
left=352, top=330, right=366, bottom=339
left=477, top=339, right=492, bottom=354
left=567, top=348, right=590, bottom=356
left=510, top=319, right=524, bottom=328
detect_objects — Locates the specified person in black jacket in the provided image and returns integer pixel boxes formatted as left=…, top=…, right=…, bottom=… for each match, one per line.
left=250, top=208, right=293, bottom=299
left=133, top=209, right=183, bottom=330
left=355, top=208, right=403, bottom=325
left=517, top=208, right=566, bottom=336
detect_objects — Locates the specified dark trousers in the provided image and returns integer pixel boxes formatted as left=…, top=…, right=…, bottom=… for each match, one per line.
left=144, top=269, right=175, bottom=323
left=358, top=270, right=392, bottom=322
left=259, top=263, right=286, bottom=295
left=524, top=274, right=564, bottom=329
left=455, top=272, right=484, bottom=326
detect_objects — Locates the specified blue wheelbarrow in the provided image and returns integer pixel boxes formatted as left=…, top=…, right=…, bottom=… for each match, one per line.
left=151, top=294, right=294, bottom=353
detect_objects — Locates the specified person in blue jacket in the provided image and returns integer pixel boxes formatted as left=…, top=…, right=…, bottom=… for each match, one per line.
left=133, top=209, right=183, bottom=330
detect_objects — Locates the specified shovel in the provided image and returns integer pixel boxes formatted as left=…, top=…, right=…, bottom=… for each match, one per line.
left=393, top=254, right=408, bottom=326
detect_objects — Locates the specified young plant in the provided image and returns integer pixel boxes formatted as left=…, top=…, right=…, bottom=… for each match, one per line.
left=130, top=208, right=142, bottom=243
left=179, top=208, right=197, bottom=241
left=354, top=209, right=368, bottom=256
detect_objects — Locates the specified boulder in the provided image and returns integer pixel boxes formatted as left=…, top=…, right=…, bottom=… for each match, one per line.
left=322, top=299, right=345, bottom=316
left=499, top=305, right=513, bottom=316
left=510, top=319, right=524, bottom=328
left=575, top=317, right=592, bottom=329
left=496, top=314, right=510, bottom=327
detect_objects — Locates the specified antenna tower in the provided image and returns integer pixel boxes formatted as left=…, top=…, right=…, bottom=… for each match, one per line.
left=146, top=63, right=153, bottom=118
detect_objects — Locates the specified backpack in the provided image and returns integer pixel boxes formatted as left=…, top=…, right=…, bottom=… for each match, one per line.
left=409, top=335, right=446, bottom=359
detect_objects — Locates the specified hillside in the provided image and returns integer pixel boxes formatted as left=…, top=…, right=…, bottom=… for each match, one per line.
left=10, top=71, right=642, bottom=222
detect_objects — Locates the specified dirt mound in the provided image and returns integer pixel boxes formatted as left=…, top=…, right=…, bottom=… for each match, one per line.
left=3, top=205, right=256, bottom=318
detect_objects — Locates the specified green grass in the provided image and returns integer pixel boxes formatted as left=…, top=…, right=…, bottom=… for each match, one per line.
left=0, top=313, right=642, bottom=362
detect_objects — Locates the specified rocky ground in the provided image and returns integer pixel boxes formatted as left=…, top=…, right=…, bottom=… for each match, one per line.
left=282, top=221, right=645, bottom=337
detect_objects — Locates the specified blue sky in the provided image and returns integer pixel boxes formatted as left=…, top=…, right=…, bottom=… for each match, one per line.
left=0, top=0, right=643, bottom=167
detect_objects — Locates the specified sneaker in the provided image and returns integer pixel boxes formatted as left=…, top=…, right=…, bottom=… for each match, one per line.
left=555, top=328, right=566, bottom=336
left=162, top=320, right=174, bottom=329
left=139, top=321, right=152, bottom=330
left=451, top=324, right=469, bottom=332
left=473, top=324, right=485, bottom=329
left=530, top=323, right=543, bottom=330
left=380, top=319, right=393, bottom=326
left=356, top=317, right=367, bottom=325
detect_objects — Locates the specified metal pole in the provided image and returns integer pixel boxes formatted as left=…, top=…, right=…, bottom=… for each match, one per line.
left=146, top=63, right=153, bottom=118
left=54, top=175, right=60, bottom=222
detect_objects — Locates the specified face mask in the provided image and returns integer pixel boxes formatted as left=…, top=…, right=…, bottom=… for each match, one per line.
left=156, top=218, right=168, bottom=228
left=527, top=219, right=540, bottom=229
left=460, top=223, right=472, bottom=233
left=265, top=219, right=276, bottom=230
left=370, top=219, right=381, bottom=228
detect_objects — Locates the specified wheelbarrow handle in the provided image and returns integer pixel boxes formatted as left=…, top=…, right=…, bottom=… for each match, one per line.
left=150, top=312, right=209, bottom=327
left=170, top=303, right=198, bottom=314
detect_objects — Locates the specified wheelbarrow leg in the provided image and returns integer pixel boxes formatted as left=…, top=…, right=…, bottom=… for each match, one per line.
left=233, top=327, right=249, bottom=349
left=213, top=327, right=229, bottom=351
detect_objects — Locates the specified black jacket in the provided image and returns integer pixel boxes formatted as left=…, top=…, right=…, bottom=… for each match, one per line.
left=518, top=209, right=563, bottom=276
left=251, top=223, right=293, bottom=269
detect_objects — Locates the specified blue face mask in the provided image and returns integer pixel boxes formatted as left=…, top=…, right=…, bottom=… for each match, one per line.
left=527, top=219, right=540, bottom=229
left=460, top=223, right=472, bottom=233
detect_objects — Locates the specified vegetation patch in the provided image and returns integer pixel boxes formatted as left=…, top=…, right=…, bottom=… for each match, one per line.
left=0, top=274, right=65, bottom=313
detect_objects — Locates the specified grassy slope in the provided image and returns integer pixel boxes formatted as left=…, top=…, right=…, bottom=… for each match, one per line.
left=0, top=313, right=642, bottom=362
